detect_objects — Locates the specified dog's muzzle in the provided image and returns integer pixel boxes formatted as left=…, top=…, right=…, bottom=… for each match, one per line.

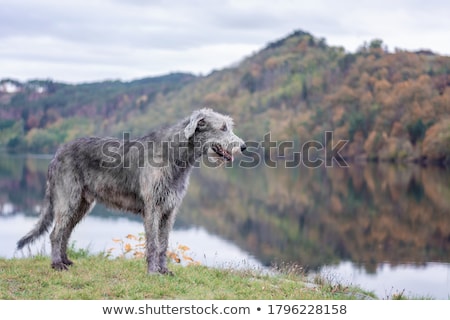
left=211, top=143, right=233, bottom=162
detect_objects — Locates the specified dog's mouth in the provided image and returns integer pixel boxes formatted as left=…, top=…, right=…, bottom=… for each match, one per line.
left=211, top=144, right=233, bottom=162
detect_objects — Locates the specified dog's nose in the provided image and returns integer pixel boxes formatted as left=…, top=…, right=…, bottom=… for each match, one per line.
left=240, top=144, right=247, bottom=152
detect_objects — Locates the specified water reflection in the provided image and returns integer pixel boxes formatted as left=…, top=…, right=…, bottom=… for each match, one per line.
left=184, top=163, right=450, bottom=272
left=0, top=153, right=449, bottom=298
left=321, top=262, right=450, bottom=299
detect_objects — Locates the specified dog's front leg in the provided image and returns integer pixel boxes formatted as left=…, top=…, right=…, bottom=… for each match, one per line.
left=143, top=207, right=161, bottom=274
left=157, top=209, right=176, bottom=275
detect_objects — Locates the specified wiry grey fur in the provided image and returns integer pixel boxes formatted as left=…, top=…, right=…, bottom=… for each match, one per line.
left=17, top=108, right=246, bottom=274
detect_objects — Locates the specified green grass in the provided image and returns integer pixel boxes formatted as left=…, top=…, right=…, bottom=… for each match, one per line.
left=0, top=250, right=375, bottom=300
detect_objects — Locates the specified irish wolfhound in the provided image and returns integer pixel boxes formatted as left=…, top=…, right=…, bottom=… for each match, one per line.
left=17, top=108, right=246, bottom=275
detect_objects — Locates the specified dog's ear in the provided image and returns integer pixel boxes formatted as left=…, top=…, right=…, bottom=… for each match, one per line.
left=184, top=111, right=206, bottom=139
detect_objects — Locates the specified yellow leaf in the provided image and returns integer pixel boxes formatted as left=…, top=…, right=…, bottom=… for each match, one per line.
left=182, top=254, right=194, bottom=262
left=124, top=243, right=132, bottom=252
left=178, top=244, right=190, bottom=251
left=126, top=234, right=137, bottom=240
left=167, top=251, right=177, bottom=259
left=112, top=238, right=122, bottom=243
left=167, top=251, right=181, bottom=263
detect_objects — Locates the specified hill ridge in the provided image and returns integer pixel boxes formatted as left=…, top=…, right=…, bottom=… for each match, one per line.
left=1, top=30, right=450, bottom=163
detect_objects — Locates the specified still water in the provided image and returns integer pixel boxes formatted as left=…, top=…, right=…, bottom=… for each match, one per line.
left=0, top=153, right=449, bottom=299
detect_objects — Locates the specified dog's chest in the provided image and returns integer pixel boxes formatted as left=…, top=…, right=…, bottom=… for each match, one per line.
left=141, top=166, right=191, bottom=209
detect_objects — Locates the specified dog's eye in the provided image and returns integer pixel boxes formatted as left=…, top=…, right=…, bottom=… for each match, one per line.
left=220, top=124, right=227, bottom=132
left=198, top=119, right=206, bottom=127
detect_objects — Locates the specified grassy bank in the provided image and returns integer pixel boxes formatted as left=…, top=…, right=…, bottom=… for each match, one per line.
left=0, top=250, right=376, bottom=300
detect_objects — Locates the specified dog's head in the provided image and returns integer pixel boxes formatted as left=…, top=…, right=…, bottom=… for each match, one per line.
left=184, top=108, right=246, bottom=163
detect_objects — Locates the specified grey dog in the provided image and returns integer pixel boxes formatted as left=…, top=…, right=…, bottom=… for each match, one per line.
left=17, top=108, right=246, bottom=274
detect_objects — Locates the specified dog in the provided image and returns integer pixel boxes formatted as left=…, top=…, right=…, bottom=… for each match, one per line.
left=17, top=108, right=246, bottom=274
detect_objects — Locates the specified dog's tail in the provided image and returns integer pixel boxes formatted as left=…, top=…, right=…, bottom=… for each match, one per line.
left=17, top=181, right=54, bottom=250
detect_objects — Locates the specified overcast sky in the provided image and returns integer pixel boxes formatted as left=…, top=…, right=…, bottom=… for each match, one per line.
left=1, top=0, right=449, bottom=83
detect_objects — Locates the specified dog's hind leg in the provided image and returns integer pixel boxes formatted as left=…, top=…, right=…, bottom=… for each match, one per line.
left=50, top=197, right=93, bottom=270
left=60, top=198, right=95, bottom=266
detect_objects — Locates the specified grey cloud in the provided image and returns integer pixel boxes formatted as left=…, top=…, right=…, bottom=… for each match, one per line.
left=0, top=0, right=296, bottom=50
left=1, top=0, right=450, bottom=83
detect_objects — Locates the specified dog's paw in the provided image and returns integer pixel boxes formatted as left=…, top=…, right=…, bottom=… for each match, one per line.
left=51, top=261, right=69, bottom=271
left=159, top=268, right=174, bottom=276
left=62, top=258, right=74, bottom=266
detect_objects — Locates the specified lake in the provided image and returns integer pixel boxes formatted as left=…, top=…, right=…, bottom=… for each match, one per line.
left=0, top=153, right=449, bottom=299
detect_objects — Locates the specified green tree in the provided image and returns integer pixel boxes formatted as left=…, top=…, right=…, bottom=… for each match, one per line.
left=407, top=119, right=427, bottom=145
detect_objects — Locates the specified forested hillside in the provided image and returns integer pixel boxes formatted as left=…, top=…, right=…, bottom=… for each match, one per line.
left=0, top=73, right=197, bottom=152
left=1, top=30, right=450, bottom=163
